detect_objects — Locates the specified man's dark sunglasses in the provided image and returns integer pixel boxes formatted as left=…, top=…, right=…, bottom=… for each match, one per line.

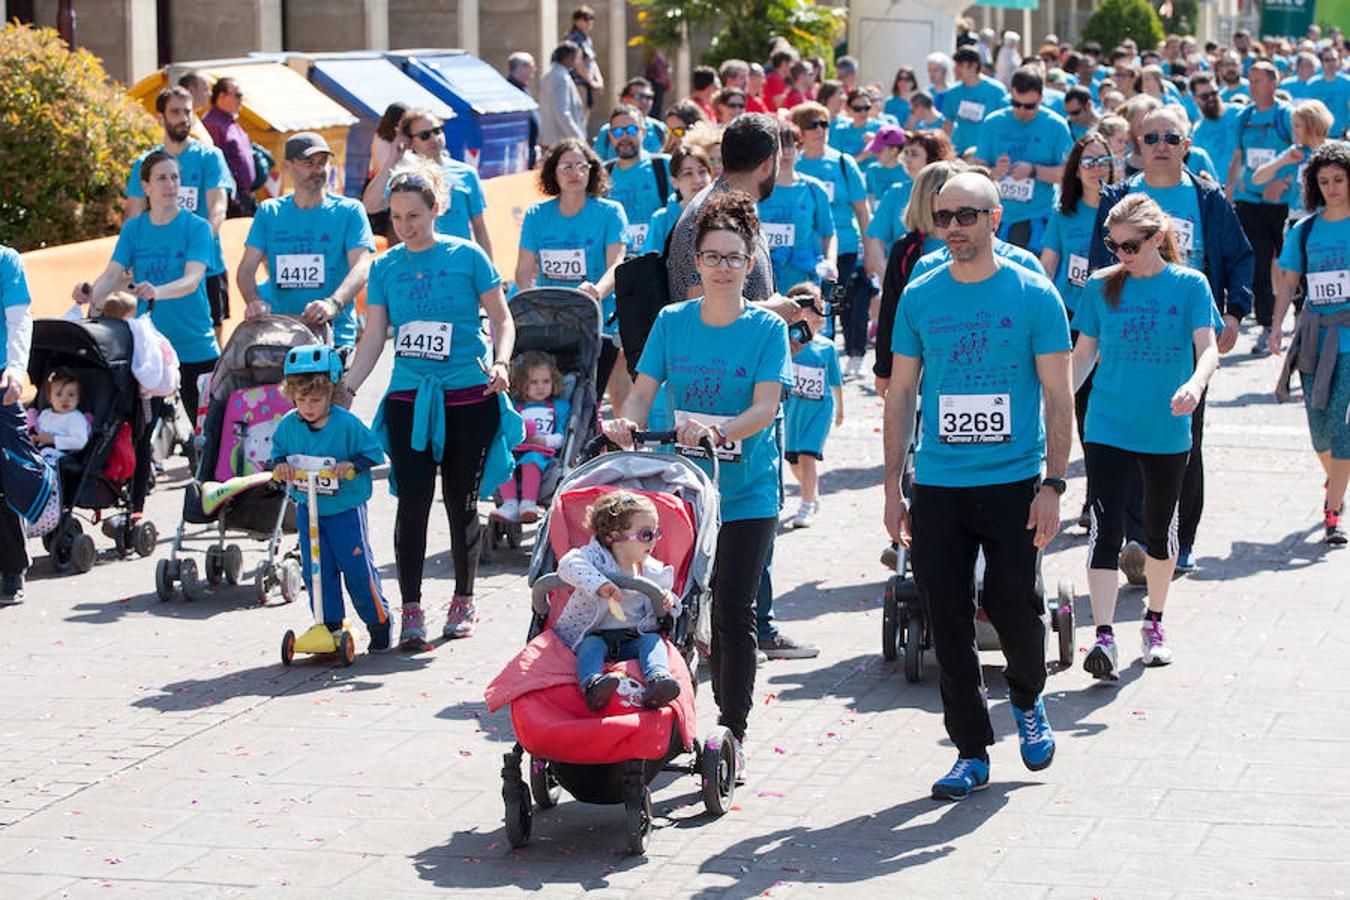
left=933, top=207, right=993, bottom=227
left=1142, top=131, right=1183, bottom=146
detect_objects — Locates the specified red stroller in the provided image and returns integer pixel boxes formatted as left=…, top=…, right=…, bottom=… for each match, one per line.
left=485, top=433, right=733, bottom=855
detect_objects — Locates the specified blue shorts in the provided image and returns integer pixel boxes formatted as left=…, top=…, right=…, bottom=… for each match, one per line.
left=1301, top=354, right=1350, bottom=461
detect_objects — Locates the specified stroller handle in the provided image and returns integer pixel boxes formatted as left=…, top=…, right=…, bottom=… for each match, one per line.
left=530, top=571, right=673, bottom=620
left=580, top=430, right=719, bottom=483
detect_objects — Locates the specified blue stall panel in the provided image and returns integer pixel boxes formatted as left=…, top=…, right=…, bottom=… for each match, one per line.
left=390, top=49, right=538, bottom=178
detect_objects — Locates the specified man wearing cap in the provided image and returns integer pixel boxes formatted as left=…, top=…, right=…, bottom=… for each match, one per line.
left=237, top=133, right=375, bottom=349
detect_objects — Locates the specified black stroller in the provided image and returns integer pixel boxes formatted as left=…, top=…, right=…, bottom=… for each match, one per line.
left=485, top=287, right=602, bottom=557
left=27, top=317, right=158, bottom=573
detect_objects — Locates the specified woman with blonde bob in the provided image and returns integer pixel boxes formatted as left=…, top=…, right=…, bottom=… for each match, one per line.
left=1071, top=194, right=1220, bottom=680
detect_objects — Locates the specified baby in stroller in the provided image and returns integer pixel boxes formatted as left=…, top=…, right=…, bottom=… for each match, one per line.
left=493, top=351, right=571, bottom=524
left=30, top=368, right=90, bottom=466
left=557, top=490, right=682, bottom=710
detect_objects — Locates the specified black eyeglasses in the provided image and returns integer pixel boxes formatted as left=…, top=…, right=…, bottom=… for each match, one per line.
left=932, top=207, right=992, bottom=227
left=1142, top=131, right=1183, bottom=146
left=1103, top=231, right=1156, bottom=256
left=849, top=104, right=872, bottom=112
left=1064, top=105, right=1084, bottom=117
left=411, top=128, right=440, bottom=141
left=803, top=120, right=831, bottom=131
left=724, top=102, right=746, bottom=110
left=695, top=250, right=751, bottom=269
left=1010, top=99, right=1040, bottom=110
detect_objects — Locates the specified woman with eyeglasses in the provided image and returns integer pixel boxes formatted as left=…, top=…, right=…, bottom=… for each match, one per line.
left=1071, top=194, right=1219, bottom=679
left=350, top=162, right=519, bottom=651
left=792, top=102, right=872, bottom=378
left=757, top=121, right=837, bottom=293
left=829, top=89, right=884, bottom=166
left=1271, top=141, right=1350, bottom=545
left=362, top=108, right=492, bottom=258
left=603, top=190, right=793, bottom=781
left=885, top=67, right=919, bottom=127
left=661, top=100, right=707, bottom=155
left=515, top=138, right=629, bottom=408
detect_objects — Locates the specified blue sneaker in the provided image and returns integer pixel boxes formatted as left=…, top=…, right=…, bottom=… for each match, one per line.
left=1011, top=698, right=1056, bottom=771
left=1175, top=547, right=1196, bottom=573
left=931, top=756, right=990, bottom=801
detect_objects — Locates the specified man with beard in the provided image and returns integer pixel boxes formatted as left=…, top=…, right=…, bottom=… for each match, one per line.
left=603, top=106, right=671, bottom=256
left=1216, top=52, right=1250, bottom=103
left=592, top=80, right=668, bottom=162
left=1189, top=73, right=1243, bottom=189
left=236, top=133, right=375, bottom=349
left=883, top=172, right=1072, bottom=801
left=125, top=86, right=233, bottom=340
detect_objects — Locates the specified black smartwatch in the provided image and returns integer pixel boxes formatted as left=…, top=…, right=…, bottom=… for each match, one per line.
left=1042, top=477, right=1067, bottom=496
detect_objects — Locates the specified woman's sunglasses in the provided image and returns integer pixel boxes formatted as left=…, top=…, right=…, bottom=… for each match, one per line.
left=1103, top=232, right=1156, bottom=256
left=612, top=527, right=662, bottom=544
left=1080, top=155, right=1113, bottom=169
left=411, top=128, right=441, bottom=141
left=803, top=120, right=831, bottom=131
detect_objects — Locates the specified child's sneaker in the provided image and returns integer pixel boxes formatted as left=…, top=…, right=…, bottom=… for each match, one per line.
left=442, top=595, right=478, bottom=639
left=491, top=499, right=520, bottom=523
left=1011, top=697, right=1056, bottom=771
left=641, top=674, right=681, bottom=707
left=790, top=500, right=817, bottom=529
left=398, top=604, right=430, bottom=651
left=931, top=756, right=990, bottom=801
left=583, top=672, right=622, bottom=711
left=732, top=735, right=747, bottom=784
left=1140, top=618, right=1174, bottom=666
left=368, top=621, right=392, bottom=653
left=1325, top=508, right=1347, bottom=545
left=518, top=502, right=541, bottom=524
left=1083, top=631, right=1119, bottom=680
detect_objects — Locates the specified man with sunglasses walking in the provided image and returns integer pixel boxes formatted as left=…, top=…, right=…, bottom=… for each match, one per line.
left=603, top=105, right=670, bottom=256
left=972, top=66, right=1072, bottom=254
left=593, top=79, right=667, bottom=162
left=883, top=172, right=1073, bottom=801
left=1088, top=104, right=1254, bottom=576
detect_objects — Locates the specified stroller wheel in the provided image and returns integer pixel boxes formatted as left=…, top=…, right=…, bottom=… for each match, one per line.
left=279, top=559, right=303, bottom=604
left=625, top=788, right=653, bottom=855
left=504, top=789, right=532, bottom=848
left=223, top=545, right=243, bottom=585
left=700, top=728, right=736, bottom=816
left=70, top=534, right=97, bottom=574
left=507, top=523, right=522, bottom=549
left=154, top=559, right=175, bottom=602
left=1055, top=581, right=1076, bottom=668
left=281, top=629, right=296, bottom=666
left=529, top=757, right=561, bottom=810
left=133, top=521, right=158, bottom=558
left=881, top=577, right=901, bottom=662
left=179, top=558, right=201, bottom=601
left=205, top=547, right=224, bottom=586
left=255, top=564, right=276, bottom=605
left=339, top=631, right=356, bottom=666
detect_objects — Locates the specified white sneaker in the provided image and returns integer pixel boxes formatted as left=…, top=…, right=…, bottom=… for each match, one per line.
left=491, top=498, right=520, bottom=522
left=1119, top=541, right=1147, bottom=586
left=846, top=356, right=865, bottom=379
left=518, top=502, right=540, bottom=524
left=1083, top=631, right=1119, bottom=681
left=1140, top=619, right=1174, bottom=666
left=791, top=500, right=816, bottom=529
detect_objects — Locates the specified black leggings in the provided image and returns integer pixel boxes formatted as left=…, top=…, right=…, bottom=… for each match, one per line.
left=383, top=396, right=500, bottom=601
left=709, top=517, right=776, bottom=741
left=1124, top=389, right=1207, bottom=549
left=836, top=252, right=872, bottom=358
left=0, top=500, right=28, bottom=576
left=1086, top=442, right=1188, bottom=569
left=910, top=477, right=1046, bottom=758
left=1235, top=201, right=1289, bottom=328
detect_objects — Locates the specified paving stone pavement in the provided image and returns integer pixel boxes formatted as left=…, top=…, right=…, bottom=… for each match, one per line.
left=0, top=327, right=1346, bottom=898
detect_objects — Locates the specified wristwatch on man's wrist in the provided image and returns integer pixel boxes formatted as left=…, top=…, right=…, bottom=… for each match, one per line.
left=1042, top=477, right=1067, bottom=496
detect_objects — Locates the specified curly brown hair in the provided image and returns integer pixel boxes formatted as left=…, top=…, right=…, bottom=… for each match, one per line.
left=509, top=350, right=564, bottom=400
left=585, top=490, right=659, bottom=547
left=693, top=190, right=760, bottom=253
left=539, top=138, right=608, bottom=197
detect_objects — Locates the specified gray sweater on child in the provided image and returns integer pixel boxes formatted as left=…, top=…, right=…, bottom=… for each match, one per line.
left=554, top=538, right=678, bottom=651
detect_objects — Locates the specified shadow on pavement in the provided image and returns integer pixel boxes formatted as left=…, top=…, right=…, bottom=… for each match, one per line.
left=1190, top=528, right=1334, bottom=581
left=435, top=699, right=516, bottom=744
left=65, top=584, right=275, bottom=624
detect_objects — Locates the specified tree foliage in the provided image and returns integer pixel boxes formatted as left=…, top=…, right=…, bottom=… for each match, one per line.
left=0, top=23, right=159, bottom=251
left=1082, top=0, right=1166, bottom=55
left=1159, top=0, right=1199, bottom=37
left=631, top=0, right=845, bottom=72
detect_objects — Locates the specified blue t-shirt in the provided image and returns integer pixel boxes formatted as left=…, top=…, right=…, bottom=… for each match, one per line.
left=796, top=148, right=868, bottom=255
left=435, top=158, right=487, bottom=241
left=909, top=238, right=1049, bottom=282
left=893, top=261, right=1071, bottom=487
left=1191, top=106, right=1242, bottom=187
left=1306, top=75, right=1350, bottom=138
left=126, top=140, right=233, bottom=276
left=940, top=76, right=1010, bottom=154
left=642, top=200, right=680, bottom=255
left=884, top=97, right=911, bottom=126
left=607, top=155, right=670, bottom=254
left=637, top=300, right=793, bottom=521
left=520, top=196, right=628, bottom=333
left=111, top=209, right=219, bottom=364
left=1281, top=76, right=1313, bottom=101
left=1042, top=195, right=1098, bottom=316
left=865, top=180, right=914, bottom=257
left=756, top=174, right=835, bottom=291
left=784, top=335, right=842, bottom=455
left=244, top=194, right=375, bottom=347
left=366, top=235, right=501, bottom=393
left=1278, top=214, right=1350, bottom=354
left=270, top=405, right=385, bottom=517
left=1234, top=102, right=1295, bottom=204
left=1221, top=82, right=1250, bottom=103
left=829, top=118, right=882, bottom=161
left=1130, top=172, right=1207, bottom=273
left=975, top=108, right=1073, bottom=224
left=0, top=246, right=31, bottom=367
left=866, top=163, right=910, bottom=206
left=1074, top=264, right=1215, bottom=454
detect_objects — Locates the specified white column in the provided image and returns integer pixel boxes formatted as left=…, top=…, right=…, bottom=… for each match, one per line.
left=676, top=26, right=691, bottom=100
left=458, top=0, right=478, bottom=56
left=1021, top=8, right=1032, bottom=58
left=255, top=0, right=283, bottom=52
left=538, top=0, right=558, bottom=72
left=607, top=0, right=625, bottom=108
left=123, top=0, right=158, bottom=83
left=365, top=0, right=389, bottom=50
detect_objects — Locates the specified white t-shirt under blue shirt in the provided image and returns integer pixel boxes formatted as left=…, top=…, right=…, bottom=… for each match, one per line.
left=637, top=300, right=793, bottom=521
left=893, top=261, right=1071, bottom=488
left=1074, top=264, right=1215, bottom=455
